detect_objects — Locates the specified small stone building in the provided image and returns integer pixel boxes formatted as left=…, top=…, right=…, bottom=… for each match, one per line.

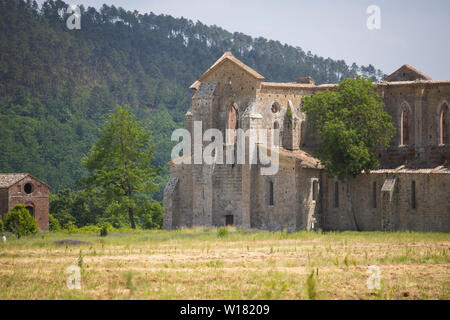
left=0, top=173, right=50, bottom=230
left=164, top=52, right=450, bottom=232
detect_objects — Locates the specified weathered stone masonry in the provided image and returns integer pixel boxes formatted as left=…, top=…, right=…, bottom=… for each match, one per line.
left=164, top=53, right=450, bottom=232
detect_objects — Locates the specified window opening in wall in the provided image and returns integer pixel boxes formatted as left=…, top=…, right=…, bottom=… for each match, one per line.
left=24, top=183, right=34, bottom=194
left=269, top=180, right=274, bottom=206
left=400, top=107, right=409, bottom=145
left=372, top=181, right=377, bottom=208
left=227, top=103, right=238, bottom=144
left=225, top=215, right=234, bottom=226
left=334, top=182, right=339, bottom=208
left=440, top=103, right=449, bottom=145
left=26, top=206, right=34, bottom=217
left=271, top=102, right=280, bottom=113
left=411, top=181, right=416, bottom=210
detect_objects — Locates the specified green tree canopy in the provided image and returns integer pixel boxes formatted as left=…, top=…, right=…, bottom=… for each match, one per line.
left=81, top=105, right=160, bottom=228
left=301, top=77, right=395, bottom=181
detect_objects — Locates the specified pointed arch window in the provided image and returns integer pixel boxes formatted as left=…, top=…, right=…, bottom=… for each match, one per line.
left=227, top=103, right=238, bottom=144
left=400, top=106, right=409, bottom=146
left=439, top=103, right=449, bottom=145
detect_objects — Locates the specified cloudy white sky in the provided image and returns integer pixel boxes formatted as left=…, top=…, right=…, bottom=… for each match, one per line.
left=44, top=0, right=450, bottom=79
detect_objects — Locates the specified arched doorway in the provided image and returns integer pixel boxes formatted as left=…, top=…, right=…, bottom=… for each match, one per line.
left=26, top=206, right=34, bottom=217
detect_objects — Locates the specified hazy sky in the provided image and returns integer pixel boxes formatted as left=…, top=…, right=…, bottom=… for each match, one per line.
left=45, top=0, right=450, bottom=79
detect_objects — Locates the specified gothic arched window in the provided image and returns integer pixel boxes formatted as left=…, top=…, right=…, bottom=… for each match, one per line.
left=400, top=107, right=409, bottom=146
left=439, top=103, right=449, bottom=145
left=227, top=103, right=238, bottom=144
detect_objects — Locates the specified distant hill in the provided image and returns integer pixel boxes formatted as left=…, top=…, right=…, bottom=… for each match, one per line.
left=0, top=0, right=386, bottom=199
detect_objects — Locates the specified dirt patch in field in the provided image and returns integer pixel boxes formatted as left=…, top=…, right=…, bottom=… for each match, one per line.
left=54, top=240, right=91, bottom=246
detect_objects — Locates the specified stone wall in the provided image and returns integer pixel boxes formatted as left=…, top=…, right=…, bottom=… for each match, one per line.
left=212, top=164, right=243, bottom=226
left=163, top=53, right=450, bottom=233
left=164, top=163, right=194, bottom=230
left=376, top=82, right=450, bottom=168
left=321, top=171, right=450, bottom=232
left=248, top=156, right=321, bottom=232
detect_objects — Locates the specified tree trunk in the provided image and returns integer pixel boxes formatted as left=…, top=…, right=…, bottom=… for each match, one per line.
left=346, top=179, right=360, bottom=231
left=128, top=206, right=136, bottom=229
left=127, top=183, right=136, bottom=229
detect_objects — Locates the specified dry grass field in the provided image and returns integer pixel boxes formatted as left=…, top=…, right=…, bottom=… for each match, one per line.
left=0, top=228, right=448, bottom=300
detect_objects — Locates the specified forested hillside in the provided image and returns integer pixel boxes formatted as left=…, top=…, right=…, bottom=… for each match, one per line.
left=0, top=0, right=386, bottom=200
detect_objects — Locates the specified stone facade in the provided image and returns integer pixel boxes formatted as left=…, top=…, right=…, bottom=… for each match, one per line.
left=164, top=52, right=450, bottom=232
left=0, top=174, right=50, bottom=230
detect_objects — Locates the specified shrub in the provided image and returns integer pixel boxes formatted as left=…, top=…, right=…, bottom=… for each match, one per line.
left=139, top=201, right=163, bottom=229
left=49, top=214, right=61, bottom=231
left=100, top=222, right=113, bottom=237
left=76, top=225, right=100, bottom=234
left=100, top=225, right=108, bottom=237
left=217, top=227, right=228, bottom=238
left=0, top=218, right=3, bottom=233
left=63, top=221, right=77, bottom=233
left=4, top=205, right=39, bottom=238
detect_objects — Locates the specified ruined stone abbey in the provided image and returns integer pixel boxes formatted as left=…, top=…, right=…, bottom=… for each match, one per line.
left=163, top=52, right=450, bottom=232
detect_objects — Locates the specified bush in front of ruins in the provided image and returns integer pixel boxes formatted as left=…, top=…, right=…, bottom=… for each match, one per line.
left=217, top=227, right=228, bottom=238
left=4, top=205, right=39, bottom=238
left=0, top=218, right=3, bottom=233
left=63, top=221, right=77, bottom=233
left=49, top=214, right=61, bottom=231
left=100, top=222, right=113, bottom=237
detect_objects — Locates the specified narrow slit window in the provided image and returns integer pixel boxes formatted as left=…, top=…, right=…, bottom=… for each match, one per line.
left=227, top=103, right=238, bottom=144
left=411, top=181, right=416, bottom=210
left=401, top=107, right=409, bottom=145
left=440, top=103, right=449, bottom=145
left=334, top=182, right=339, bottom=208
left=269, top=180, right=274, bottom=206
left=372, top=181, right=377, bottom=208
